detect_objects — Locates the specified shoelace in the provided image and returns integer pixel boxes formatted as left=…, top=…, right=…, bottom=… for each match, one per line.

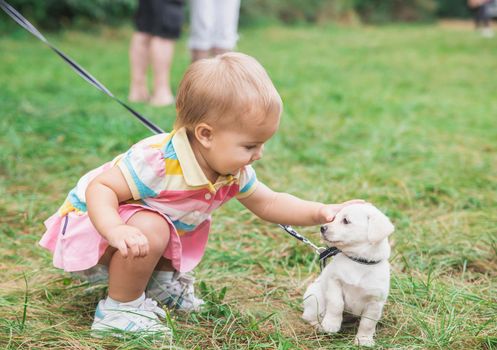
left=139, top=298, right=167, bottom=318
left=133, top=298, right=172, bottom=336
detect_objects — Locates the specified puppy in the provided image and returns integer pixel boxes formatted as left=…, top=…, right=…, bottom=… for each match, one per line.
left=302, top=203, right=394, bottom=347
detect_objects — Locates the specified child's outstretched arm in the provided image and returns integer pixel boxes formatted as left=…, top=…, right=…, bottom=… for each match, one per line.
left=86, top=166, right=150, bottom=258
left=238, top=182, right=363, bottom=226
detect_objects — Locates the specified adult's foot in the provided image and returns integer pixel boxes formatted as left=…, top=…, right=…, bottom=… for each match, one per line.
left=149, top=94, right=175, bottom=107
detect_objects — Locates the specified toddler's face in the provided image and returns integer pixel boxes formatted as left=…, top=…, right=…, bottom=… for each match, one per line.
left=207, top=114, right=280, bottom=176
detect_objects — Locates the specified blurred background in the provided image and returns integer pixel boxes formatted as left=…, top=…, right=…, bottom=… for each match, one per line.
left=0, top=0, right=491, bottom=30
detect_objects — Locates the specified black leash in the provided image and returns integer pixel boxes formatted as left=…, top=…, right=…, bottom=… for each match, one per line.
left=0, top=0, right=165, bottom=135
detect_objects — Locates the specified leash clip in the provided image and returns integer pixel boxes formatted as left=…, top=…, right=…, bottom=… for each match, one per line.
left=318, top=246, right=341, bottom=271
left=279, top=225, right=341, bottom=271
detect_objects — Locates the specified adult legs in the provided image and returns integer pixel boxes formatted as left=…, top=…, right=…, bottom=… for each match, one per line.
left=474, top=5, right=486, bottom=27
left=190, top=0, right=240, bottom=62
left=191, top=49, right=210, bottom=62
left=129, top=32, right=151, bottom=102
left=149, top=37, right=176, bottom=106
left=211, top=48, right=230, bottom=57
left=211, top=0, right=240, bottom=56
left=189, top=0, right=213, bottom=62
left=476, top=4, right=494, bottom=37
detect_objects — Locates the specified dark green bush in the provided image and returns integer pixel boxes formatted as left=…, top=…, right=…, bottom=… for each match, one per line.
left=240, top=0, right=353, bottom=25
left=240, top=0, right=439, bottom=25
left=0, top=0, right=471, bottom=32
left=436, top=0, right=471, bottom=18
left=0, top=0, right=136, bottom=30
left=355, top=0, right=437, bottom=22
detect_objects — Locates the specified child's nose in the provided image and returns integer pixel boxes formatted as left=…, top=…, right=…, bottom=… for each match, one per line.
left=252, top=146, right=264, bottom=160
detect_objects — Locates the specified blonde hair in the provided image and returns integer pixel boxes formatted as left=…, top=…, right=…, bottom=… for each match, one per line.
left=175, top=52, right=282, bottom=130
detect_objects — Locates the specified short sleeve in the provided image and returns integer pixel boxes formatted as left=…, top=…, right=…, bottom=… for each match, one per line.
left=236, top=165, right=258, bottom=199
left=117, top=138, right=167, bottom=200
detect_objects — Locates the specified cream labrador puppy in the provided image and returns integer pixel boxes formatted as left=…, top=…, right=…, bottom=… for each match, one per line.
left=302, top=203, right=394, bottom=347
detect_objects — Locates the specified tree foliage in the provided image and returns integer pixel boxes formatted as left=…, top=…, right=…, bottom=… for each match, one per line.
left=0, top=0, right=471, bottom=31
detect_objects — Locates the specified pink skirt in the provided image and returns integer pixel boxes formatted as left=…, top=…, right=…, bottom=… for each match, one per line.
left=39, top=204, right=185, bottom=272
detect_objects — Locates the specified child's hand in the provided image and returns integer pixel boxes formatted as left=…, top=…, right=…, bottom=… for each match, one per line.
left=319, top=199, right=366, bottom=223
left=106, top=224, right=150, bottom=258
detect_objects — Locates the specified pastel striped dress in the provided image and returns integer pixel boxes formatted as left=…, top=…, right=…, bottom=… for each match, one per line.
left=40, top=128, right=258, bottom=272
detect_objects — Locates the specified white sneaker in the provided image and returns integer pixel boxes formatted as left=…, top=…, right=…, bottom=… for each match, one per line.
left=146, top=271, right=205, bottom=312
left=91, top=294, right=171, bottom=338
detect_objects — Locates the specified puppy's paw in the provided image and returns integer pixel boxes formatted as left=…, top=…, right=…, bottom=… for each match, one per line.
left=320, top=317, right=341, bottom=333
left=354, top=336, right=375, bottom=347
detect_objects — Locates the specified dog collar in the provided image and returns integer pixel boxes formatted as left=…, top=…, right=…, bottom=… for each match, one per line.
left=319, top=246, right=341, bottom=261
left=343, top=254, right=382, bottom=265
left=320, top=247, right=382, bottom=266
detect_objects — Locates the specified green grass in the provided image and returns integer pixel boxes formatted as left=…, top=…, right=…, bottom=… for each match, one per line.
left=1, top=22, right=496, bottom=349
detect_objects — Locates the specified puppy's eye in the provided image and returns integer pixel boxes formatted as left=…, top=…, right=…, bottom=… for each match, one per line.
left=342, top=217, right=350, bottom=225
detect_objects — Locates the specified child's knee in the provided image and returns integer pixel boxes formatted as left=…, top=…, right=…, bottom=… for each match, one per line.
left=128, top=211, right=171, bottom=253
left=148, top=232, right=169, bottom=256
left=145, top=221, right=170, bottom=255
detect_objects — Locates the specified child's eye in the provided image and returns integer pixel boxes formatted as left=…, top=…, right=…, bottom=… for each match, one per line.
left=342, top=217, right=350, bottom=225
left=244, top=145, right=257, bottom=150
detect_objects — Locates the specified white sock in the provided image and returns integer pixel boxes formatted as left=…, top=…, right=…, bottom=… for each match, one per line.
left=105, top=293, right=145, bottom=308
left=104, top=296, right=120, bottom=308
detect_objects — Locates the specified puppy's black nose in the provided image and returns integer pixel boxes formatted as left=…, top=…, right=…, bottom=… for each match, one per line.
left=320, top=225, right=328, bottom=234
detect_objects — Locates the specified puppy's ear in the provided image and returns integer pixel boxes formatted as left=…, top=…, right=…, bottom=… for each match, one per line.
left=367, top=208, right=395, bottom=244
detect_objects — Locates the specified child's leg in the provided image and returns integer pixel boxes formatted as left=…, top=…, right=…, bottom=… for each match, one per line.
left=95, top=209, right=202, bottom=311
left=147, top=256, right=204, bottom=312
left=91, top=211, right=171, bottom=336
left=107, top=210, right=170, bottom=302
left=155, top=257, right=174, bottom=271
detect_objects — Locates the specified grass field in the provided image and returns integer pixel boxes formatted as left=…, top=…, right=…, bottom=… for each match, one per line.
left=0, top=22, right=496, bottom=349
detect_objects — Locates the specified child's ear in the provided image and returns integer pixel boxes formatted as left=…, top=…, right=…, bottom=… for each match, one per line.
left=194, top=123, right=214, bottom=148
